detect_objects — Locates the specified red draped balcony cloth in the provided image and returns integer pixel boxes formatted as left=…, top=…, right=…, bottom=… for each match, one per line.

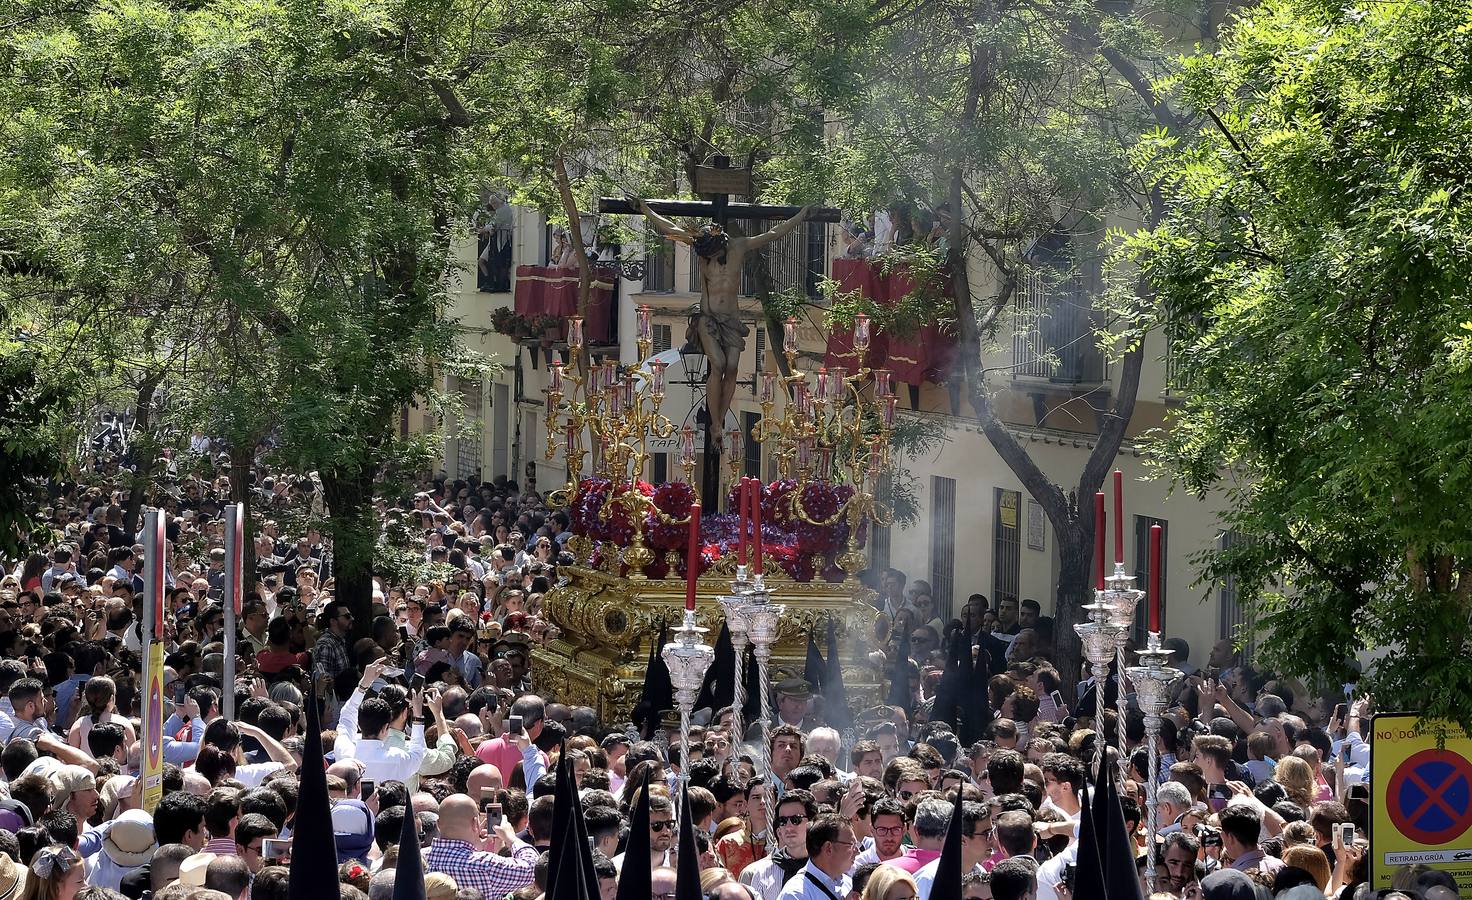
left=513, top=265, right=617, bottom=344
left=824, top=258, right=957, bottom=385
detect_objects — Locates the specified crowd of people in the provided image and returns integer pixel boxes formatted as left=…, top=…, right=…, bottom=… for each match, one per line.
left=0, top=454, right=1445, bottom=900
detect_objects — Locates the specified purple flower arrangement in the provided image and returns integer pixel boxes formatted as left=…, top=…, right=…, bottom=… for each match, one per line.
left=571, top=477, right=865, bottom=582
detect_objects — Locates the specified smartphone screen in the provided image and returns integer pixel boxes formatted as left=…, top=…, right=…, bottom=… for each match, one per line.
left=263, top=838, right=291, bottom=861
left=480, top=788, right=495, bottom=811
left=509, top=715, right=523, bottom=734
left=486, top=803, right=503, bottom=828
left=361, top=780, right=376, bottom=801
left=410, top=673, right=425, bottom=693
left=1334, top=702, right=1348, bottom=722
left=1208, top=784, right=1231, bottom=812
left=1050, top=690, right=1064, bottom=708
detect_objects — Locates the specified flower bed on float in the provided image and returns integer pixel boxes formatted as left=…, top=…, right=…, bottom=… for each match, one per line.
left=568, top=478, right=866, bottom=583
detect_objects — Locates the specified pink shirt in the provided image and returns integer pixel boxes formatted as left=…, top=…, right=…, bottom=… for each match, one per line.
left=890, top=848, right=942, bottom=874
left=474, top=736, right=546, bottom=783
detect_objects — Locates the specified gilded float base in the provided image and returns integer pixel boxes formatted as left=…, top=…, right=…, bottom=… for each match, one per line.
left=532, top=563, right=884, bottom=723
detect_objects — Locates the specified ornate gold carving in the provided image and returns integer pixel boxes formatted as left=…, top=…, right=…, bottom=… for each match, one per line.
left=531, top=565, right=883, bottom=721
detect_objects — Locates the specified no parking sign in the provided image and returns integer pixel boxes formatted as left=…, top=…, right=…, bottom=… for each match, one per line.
left=1372, top=714, right=1472, bottom=892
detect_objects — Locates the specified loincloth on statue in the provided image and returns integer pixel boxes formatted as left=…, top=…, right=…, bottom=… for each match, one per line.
left=687, top=311, right=750, bottom=356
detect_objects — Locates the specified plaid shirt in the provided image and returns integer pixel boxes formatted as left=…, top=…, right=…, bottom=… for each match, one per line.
left=313, top=631, right=350, bottom=682
left=425, top=838, right=537, bottom=899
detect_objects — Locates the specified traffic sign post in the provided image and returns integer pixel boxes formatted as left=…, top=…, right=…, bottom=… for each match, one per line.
left=1372, top=713, right=1472, bottom=890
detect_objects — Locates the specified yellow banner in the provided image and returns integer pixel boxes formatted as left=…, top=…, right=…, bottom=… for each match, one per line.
left=141, top=641, right=166, bottom=814
left=1371, top=713, right=1472, bottom=891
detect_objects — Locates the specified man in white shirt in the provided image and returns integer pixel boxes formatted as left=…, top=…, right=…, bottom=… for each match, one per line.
left=775, top=814, right=855, bottom=900
left=916, top=801, right=994, bottom=899
left=335, top=661, right=427, bottom=785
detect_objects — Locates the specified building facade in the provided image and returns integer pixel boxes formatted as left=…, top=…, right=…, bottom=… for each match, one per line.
left=430, top=200, right=1248, bottom=672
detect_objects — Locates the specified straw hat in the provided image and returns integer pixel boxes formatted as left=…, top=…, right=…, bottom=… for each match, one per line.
left=102, top=809, right=157, bottom=867
left=0, top=853, right=26, bottom=900
left=177, top=853, right=213, bottom=888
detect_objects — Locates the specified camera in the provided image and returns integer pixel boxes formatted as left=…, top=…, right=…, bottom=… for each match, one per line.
left=1195, top=824, right=1222, bottom=848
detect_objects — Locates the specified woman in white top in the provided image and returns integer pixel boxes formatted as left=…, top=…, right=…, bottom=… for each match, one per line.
left=67, top=676, right=136, bottom=750
left=194, top=719, right=299, bottom=788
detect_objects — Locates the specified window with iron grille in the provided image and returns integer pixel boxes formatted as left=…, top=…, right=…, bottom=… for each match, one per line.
left=742, top=411, right=762, bottom=477
left=644, top=227, right=675, bottom=292
left=930, top=476, right=957, bottom=614
left=455, top=377, right=484, bottom=481
left=652, top=324, right=672, bottom=354
left=738, top=220, right=828, bottom=300
left=868, top=523, right=891, bottom=572
left=993, top=489, right=1021, bottom=606
left=1012, top=226, right=1105, bottom=384
left=1217, top=529, right=1255, bottom=666
left=752, top=328, right=766, bottom=395
left=1133, top=515, right=1168, bottom=644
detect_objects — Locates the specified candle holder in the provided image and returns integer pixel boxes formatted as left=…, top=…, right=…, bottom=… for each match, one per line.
left=1127, top=632, right=1183, bottom=894
left=742, top=588, right=784, bottom=831
left=717, top=585, right=752, bottom=754
left=751, top=317, right=897, bottom=581
left=544, top=337, right=691, bottom=577
left=661, top=609, right=715, bottom=783
left=1075, top=607, right=1128, bottom=779
left=1101, top=562, right=1144, bottom=776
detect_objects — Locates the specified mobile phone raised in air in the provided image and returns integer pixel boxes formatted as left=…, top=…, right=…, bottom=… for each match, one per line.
left=1208, top=784, right=1232, bottom=812
left=262, top=838, right=291, bottom=861
left=486, top=804, right=503, bottom=828
left=360, top=780, right=376, bottom=801
left=410, top=672, right=425, bottom=693
left=509, top=714, right=523, bottom=734
left=1339, top=822, right=1355, bottom=846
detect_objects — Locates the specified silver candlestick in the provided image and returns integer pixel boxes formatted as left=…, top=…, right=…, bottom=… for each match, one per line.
left=662, top=609, right=715, bottom=783
left=1075, top=607, right=1128, bottom=779
left=718, top=577, right=752, bottom=758
left=1127, top=632, right=1182, bottom=894
left=1103, top=563, right=1144, bottom=778
left=743, top=577, right=783, bottom=832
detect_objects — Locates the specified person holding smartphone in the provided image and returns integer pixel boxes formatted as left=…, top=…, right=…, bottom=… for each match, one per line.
left=333, top=660, right=428, bottom=786
left=474, top=695, right=547, bottom=783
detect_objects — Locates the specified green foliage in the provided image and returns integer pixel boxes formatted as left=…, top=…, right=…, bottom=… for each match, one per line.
left=1126, top=0, right=1472, bottom=726
left=0, top=342, right=77, bottom=555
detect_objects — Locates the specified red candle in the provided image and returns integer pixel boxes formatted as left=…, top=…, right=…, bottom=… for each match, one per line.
left=751, top=481, right=764, bottom=576
left=1149, top=524, right=1162, bottom=633
left=737, top=478, right=749, bottom=567
left=1113, top=469, right=1124, bottom=565
left=686, top=501, right=702, bottom=611
left=1094, top=492, right=1106, bottom=591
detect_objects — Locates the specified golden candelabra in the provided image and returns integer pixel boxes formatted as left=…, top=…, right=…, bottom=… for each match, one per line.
left=544, top=306, right=695, bottom=578
left=752, top=314, right=898, bottom=576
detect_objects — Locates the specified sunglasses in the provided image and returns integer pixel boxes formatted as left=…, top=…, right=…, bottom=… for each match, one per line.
left=775, top=815, right=807, bottom=827
left=649, top=820, right=675, bottom=833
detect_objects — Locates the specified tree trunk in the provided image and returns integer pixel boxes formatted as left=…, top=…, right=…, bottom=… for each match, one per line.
left=319, top=463, right=377, bottom=642
left=1054, top=523, right=1092, bottom=682
left=122, top=372, right=165, bottom=535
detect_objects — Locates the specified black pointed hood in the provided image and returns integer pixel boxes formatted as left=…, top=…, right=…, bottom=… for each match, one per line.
left=391, top=787, right=426, bottom=900
left=287, top=685, right=338, bottom=900
left=613, top=781, right=651, bottom=900
left=675, top=782, right=701, bottom=900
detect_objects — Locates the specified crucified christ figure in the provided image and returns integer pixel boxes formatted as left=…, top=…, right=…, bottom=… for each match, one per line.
left=634, top=199, right=813, bottom=448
